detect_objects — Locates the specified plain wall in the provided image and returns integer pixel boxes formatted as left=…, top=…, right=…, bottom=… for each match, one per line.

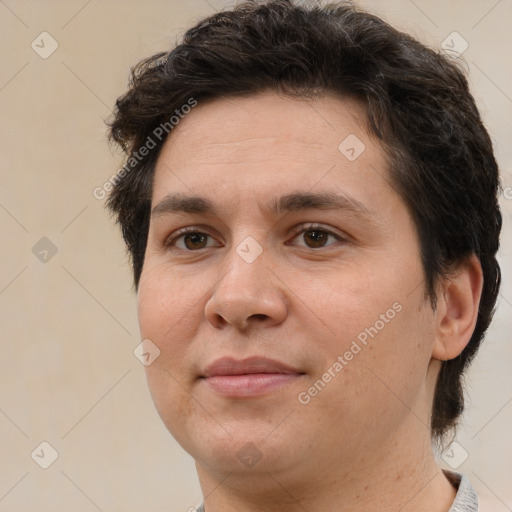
left=1, top=1, right=511, bottom=510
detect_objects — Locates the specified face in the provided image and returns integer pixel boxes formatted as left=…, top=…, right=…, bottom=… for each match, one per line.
left=137, top=91, right=438, bottom=485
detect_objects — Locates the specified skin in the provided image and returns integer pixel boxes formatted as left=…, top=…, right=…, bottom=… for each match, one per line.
left=137, top=91, right=483, bottom=512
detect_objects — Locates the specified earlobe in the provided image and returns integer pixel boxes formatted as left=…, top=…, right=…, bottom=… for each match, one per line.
left=432, top=255, right=484, bottom=361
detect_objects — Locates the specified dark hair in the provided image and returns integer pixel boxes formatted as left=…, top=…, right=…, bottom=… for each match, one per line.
left=107, top=0, right=501, bottom=439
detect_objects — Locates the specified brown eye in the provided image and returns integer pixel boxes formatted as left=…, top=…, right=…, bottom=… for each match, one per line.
left=288, top=225, right=343, bottom=249
left=303, top=229, right=330, bottom=248
left=167, top=229, right=220, bottom=251
left=183, top=232, right=209, bottom=250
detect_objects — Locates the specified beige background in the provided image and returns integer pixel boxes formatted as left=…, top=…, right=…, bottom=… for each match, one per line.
left=1, top=0, right=511, bottom=510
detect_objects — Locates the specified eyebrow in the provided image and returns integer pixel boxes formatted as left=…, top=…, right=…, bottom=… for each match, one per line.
left=151, top=191, right=375, bottom=219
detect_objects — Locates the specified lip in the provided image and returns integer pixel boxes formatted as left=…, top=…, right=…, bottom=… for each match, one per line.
left=200, top=356, right=304, bottom=397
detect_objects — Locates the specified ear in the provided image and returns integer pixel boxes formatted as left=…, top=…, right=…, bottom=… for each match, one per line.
left=432, top=255, right=484, bottom=361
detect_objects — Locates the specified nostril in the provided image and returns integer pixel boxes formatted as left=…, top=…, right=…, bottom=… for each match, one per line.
left=249, top=314, right=269, bottom=322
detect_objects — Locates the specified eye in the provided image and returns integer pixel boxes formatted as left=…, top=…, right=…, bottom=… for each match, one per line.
left=289, top=224, right=344, bottom=249
left=165, top=228, right=220, bottom=251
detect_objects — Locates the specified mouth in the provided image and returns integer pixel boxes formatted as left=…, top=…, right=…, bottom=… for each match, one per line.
left=200, top=356, right=305, bottom=398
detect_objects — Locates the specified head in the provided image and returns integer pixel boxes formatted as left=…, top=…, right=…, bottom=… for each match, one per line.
left=107, top=0, right=501, bottom=478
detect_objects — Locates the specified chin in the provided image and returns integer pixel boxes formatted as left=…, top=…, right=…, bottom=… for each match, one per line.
left=174, top=417, right=301, bottom=475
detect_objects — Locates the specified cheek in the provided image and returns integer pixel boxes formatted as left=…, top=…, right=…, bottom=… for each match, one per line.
left=137, top=265, right=204, bottom=343
left=349, top=297, right=434, bottom=413
left=303, top=302, right=433, bottom=451
left=302, top=263, right=393, bottom=348
left=137, top=267, right=205, bottom=399
left=137, top=268, right=205, bottom=445
left=309, top=266, right=433, bottom=410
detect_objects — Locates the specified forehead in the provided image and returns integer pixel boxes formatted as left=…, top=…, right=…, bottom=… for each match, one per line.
left=157, top=91, right=368, bottom=161
left=151, top=91, right=393, bottom=214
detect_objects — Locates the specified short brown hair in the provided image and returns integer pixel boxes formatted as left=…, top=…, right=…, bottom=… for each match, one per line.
left=107, top=0, right=502, bottom=439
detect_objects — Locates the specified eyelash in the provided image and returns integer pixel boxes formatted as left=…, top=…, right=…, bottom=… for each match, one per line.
left=164, top=223, right=346, bottom=250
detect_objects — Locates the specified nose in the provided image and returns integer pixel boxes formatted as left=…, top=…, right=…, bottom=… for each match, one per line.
left=204, top=246, right=288, bottom=331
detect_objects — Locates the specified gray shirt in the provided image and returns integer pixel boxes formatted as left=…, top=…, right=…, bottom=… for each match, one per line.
left=446, top=471, right=479, bottom=512
left=193, top=471, right=478, bottom=511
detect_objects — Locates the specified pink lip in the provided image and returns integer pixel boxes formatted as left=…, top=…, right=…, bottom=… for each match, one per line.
left=200, top=357, right=304, bottom=397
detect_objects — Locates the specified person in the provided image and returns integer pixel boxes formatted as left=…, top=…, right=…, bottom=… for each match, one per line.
left=106, top=1, right=502, bottom=510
